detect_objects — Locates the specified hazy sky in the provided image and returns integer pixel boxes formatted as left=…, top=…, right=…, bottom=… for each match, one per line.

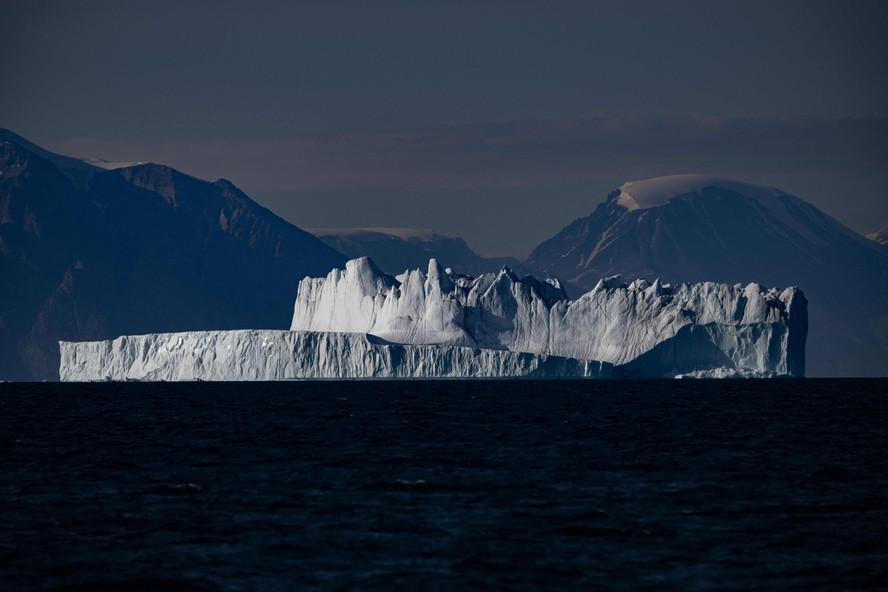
left=3, top=0, right=887, bottom=256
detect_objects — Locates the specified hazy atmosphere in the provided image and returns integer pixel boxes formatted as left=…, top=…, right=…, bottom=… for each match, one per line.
left=3, top=0, right=887, bottom=256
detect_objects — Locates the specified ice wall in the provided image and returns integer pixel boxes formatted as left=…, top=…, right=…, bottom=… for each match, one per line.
left=292, top=258, right=807, bottom=377
left=59, top=258, right=807, bottom=381
left=60, top=330, right=612, bottom=381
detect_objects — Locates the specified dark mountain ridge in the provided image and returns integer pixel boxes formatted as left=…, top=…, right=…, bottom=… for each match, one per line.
left=0, top=128, right=100, bottom=188
left=310, top=227, right=535, bottom=279
left=0, top=136, right=346, bottom=380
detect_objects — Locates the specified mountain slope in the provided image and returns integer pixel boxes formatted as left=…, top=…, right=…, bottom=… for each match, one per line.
left=526, top=175, right=888, bottom=377
left=868, top=227, right=888, bottom=245
left=0, top=128, right=102, bottom=188
left=1, top=137, right=346, bottom=380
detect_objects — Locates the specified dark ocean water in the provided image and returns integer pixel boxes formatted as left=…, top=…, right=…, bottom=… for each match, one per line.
left=1, top=379, right=886, bottom=591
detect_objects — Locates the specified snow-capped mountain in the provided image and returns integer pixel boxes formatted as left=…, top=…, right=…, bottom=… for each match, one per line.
left=0, top=128, right=144, bottom=175
left=526, top=175, right=888, bottom=376
left=309, top=227, right=532, bottom=278
left=0, top=132, right=346, bottom=380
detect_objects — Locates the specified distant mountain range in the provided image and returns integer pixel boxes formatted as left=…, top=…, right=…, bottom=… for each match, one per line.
left=527, top=175, right=888, bottom=377
left=308, top=227, right=534, bottom=278
left=0, top=130, right=346, bottom=380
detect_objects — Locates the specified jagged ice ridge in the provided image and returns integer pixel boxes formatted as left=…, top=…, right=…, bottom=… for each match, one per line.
left=58, top=257, right=806, bottom=380
left=290, top=258, right=807, bottom=378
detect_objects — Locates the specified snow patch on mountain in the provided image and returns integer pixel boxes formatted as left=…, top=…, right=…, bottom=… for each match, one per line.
left=307, top=227, right=441, bottom=241
left=867, top=227, right=888, bottom=245
left=81, top=157, right=149, bottom=170
left=616, top=174, right=824, bottom=246
left=616, top=175, right=781, bottom=211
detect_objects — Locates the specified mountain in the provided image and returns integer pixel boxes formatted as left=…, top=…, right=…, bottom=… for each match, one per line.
left=309, top=227, right=534, bottom=278
left=526, top=175, right=888, bottom=377
left=868, top=227, right=888, bottom=245
left=0, top=132, right=346, bottom=380
left=0, top=128, right=103, bottom=188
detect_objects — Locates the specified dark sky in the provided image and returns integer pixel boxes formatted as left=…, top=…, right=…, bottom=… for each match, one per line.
left=3, top=0, right=887, bottom=256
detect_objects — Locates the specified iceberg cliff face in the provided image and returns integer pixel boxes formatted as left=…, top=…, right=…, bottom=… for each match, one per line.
left=292, top=258, right=807, bottom=377
left=59, top=330, right=611, bottom=381
left=59, top=258, right=806, bottom=381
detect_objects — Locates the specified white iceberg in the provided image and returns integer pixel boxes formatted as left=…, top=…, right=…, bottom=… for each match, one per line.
left=291, top=257, right=807, bottom=378
left=59, top=330, right=611, bottom=381
left=60, top=257, right=806, bottom=381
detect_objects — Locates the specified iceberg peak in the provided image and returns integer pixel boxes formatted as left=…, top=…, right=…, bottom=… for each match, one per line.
left=61, top=257, right=807, bottom=380
left=425, top=258, right=454, bottom=294
left=290, top=258, right=807, bottom=377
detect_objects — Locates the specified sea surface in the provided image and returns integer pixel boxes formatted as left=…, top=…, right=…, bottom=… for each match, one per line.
left=1, top=379, right=886, bottom=591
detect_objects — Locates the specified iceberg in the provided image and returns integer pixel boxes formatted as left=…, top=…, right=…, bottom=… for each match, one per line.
left=59, top=257, right=806, bottom=381
left=291, top=257, right=807, bottom=378
left=59, top=330, right=611, bottom=381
